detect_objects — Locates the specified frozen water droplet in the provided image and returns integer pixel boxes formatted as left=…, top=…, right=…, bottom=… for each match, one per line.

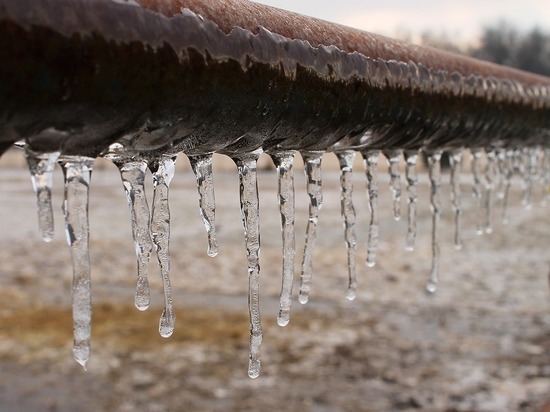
left=449, top=149, right=463, bottom=249
left=471, top=148, right=484, bottom=235
left=383, top=150, right=402, bottom=221
left=117, top=160, right=153, bottom=311
left=59, top=156, right=94, bottom=369
left=149, top=156, right=176, bottom=338
left=232, top=151, right=263, bottom=378
left=25, top=149, right=60, bottom=242
left=363, top=150, right=380, bottom=267
left=427, top=151, right=442, bottom=294
left=188, top=154, right=219, bottom=257
left=270, top=152, right=296, bottom=326
left=404, top=151, right=418, bottom=251
left=299, top=151, right=324, bottom=304
left=336, top=151, right=357, bottom=301
left=484, top=150, right=496, bottom=234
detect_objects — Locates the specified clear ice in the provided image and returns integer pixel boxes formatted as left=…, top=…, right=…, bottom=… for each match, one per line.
left=426, top=151, right=442, bottom=294
left=336, top=151, right=357, bottom=301
left=384, top=150, right=402, bottom=221
left=117, top=160, right=153, bottom=311
left=484, top=150, right=496, bottom=234
left=363, top=150, right=380, bottom=267
left=25, top=149, right=60, bottom=242
left=449, top=149, right=463, bottom=249
left=404, top=151, right=418, bottom=251
left=232, top=151, right=263, bottom=379
left=270, top=152, right=296, bottom=326
left=298, top=151, right=324, bottom=304
left=59, top=156, right=95, bottom=370
left=188, top=154, right=219, bottom=257
left=149, top=156, right=176, bottom=338
left=471, top=148, right=484, bottom=235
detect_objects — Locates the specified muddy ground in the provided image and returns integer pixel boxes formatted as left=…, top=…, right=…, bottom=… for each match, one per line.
left=0, top=151, right=548, bottom=411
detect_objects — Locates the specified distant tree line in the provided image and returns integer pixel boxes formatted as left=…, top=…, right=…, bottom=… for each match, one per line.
left=419, top=21, right=550, bottom=76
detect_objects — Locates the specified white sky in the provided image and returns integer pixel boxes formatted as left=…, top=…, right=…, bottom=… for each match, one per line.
left=252, top=0, right=550, bottom=45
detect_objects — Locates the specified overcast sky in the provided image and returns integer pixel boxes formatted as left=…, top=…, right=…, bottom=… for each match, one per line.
left=252, top=0, right=550, bottom=45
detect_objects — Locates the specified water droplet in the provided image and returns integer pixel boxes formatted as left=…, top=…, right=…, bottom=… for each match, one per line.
left=232, top=150, right=263, bottom=379
left=449, top=149, right=463, bottom=249
left=471, top=148, right=484, bottom=235
left=336, top=151, right=357, bottom=301
left=270, top=152, right=296, bottom=326
left=426, top=151, right=442, bottom=294
left=383, top=150, right=402, bottom=221
left=59, top=156, right=94, bottom=369
left=299, top=151, right=324, bottom=304
left=24, top=149, right=60, bottom=242
left=117, top=160, right=153, bottom=311
left=149, top=156, right=176, bottom=338
left=188, top=154, right=219, bottom=257
left=404, top=150, right=418, bottom=251
left=363, top=150, right=380, bottom=268
left=484, top=150, right=496, bottom=234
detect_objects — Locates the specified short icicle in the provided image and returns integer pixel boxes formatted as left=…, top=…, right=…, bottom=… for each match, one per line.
left=59, top=156, right=95, bottom=370
left=149, top=156, right=176, bottom=338
left=426, top=151, right=443, bottom=294
left=117, top=160, right=153, bottom=311
left=363, top=150, right=380, bottom=267
left=449, top=149, right=463, bottom=249
left=188, top=154, right=219, bottom=257
left=232, top=150, right=263, bottom=379
left=270, top=151, right=296, bottom=326
left=471, top=148, right=484, bottom=235
left=336, top=151, right=357, bottom=301
left=484, top=150, right=496, bottom=234
left=383, top=150, right=403, bottom=221
left=404, top=150, right=418, bottom=251
left=25, top=149, right=60, bottom=242
left=299, top=151, right=324, bottom=304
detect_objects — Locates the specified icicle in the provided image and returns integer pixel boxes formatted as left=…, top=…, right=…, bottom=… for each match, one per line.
left=502, top=150, right=515, bottom=224
left=449, top=149, right=463, bottom=249
left=495, top=150, right=506, bottom=200
left=299, top=151, right=323, bottom=304
left=59, top=156, right=95, bottom=370
left=404, top=151, right=418, bottom=251
left=149, top=156, right=176, bottom=338
left=363, top=150, right=380, bottom=267
left=188, top=154, right=219, bottom=257
left=426, top=151, right=442, bottom=294
left=542, top=148, right=550, bottom=207
left=522, top=148, right=538, bottom=209
left=270, top=151, right=296, bottom=326
left=232, top=150, right=263, bottom=379
left=336, top=151, right=357, bottom=301
left=117, top=160, right=153, bottom=311
left=24, top=149, right=60, bottom=242
left=471, top=148, right=484, bottom=235
left=484, top=150, right=496, bottom=234
left=383, top=150, right=402, bottom=221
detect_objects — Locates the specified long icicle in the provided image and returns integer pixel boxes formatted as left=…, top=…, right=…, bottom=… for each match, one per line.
left=449, top=149, right=463, bottom=249
left=426, top=151, right=442, bottom=294
left=232, top=150, right=263, bottom=379
left=471, top=148, right=484, bottom=235
left=299, top=151, right=324, bottom=304
left=117, top=160, right=153, bottom=311
left=383, top=149, right=403, bottom=221
left=542, top=148, right=550, bottom=207
left=149, top=156, right=176, bottom=338
left=270, top=151, right=296, bottom=326
left=502, top=149, right=515, bottom=224
left=188, top=154, right=219, bottom=257
left=60, top=156, right=95, bottom=370
left=404, top=150, right=418, bottom=251
left=363, top=150, right=380, bottom=267
left=25, top=149, right=60, bottom=242
left=484, top=150, right=496, bottom=234
left=336, top=151, right=357, bottom=301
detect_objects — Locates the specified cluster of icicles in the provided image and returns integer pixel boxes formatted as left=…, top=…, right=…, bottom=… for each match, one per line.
left=20, top=143, right=549, bottom=378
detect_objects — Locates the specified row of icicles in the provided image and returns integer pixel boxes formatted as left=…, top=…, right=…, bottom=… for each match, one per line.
left=20, top=143, right=550, bottom=378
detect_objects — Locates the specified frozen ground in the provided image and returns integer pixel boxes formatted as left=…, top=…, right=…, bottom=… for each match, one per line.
left=0, top=151, right=548, bottom=411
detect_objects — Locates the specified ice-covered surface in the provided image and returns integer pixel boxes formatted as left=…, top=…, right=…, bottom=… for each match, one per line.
left=0, top=150, right=548, bottom=410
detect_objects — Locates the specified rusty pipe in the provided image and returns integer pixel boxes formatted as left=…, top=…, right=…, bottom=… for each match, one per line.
left=0, top=0, right=548, bottom=159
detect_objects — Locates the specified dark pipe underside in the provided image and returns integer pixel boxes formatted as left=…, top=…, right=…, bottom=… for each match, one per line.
left=0, top=0, right=549, bottom=159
